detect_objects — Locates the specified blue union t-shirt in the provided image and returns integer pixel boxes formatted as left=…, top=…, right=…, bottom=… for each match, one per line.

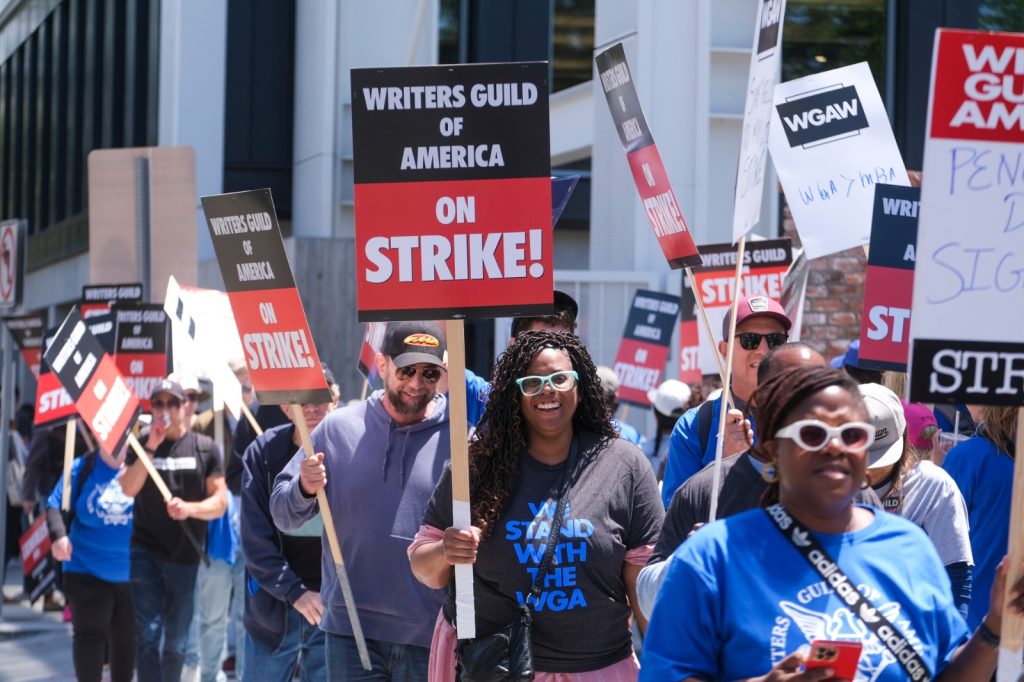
left=422, top=431, right=663, bottom=673
left=47, top=455, right=134, bottom=583
left=641, top=507, right=968, bottom=682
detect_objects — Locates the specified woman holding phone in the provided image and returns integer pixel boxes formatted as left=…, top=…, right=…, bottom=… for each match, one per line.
left=640, top=365, right=1023, bottom=682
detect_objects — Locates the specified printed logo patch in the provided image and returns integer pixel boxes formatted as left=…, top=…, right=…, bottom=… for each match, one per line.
left=403, top=333, right=440, bottom=348
left=748, top=296, right=770, bottom=313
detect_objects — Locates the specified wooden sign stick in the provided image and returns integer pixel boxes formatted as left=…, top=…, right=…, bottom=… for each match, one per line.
left=60, top=419, right=77, bottom=512
left=360, top=377, right=370, bottom=402
left=445, top=319, right=476, bottom=640
left=997, top=407, right=1024, bottom=682
left=708, top=236, right=747, bottom=523
left=684, top=267, right=735, bottom=411
left=290, top=403, right=372, bottom=671
left=240, top=402, right=263, bottom=437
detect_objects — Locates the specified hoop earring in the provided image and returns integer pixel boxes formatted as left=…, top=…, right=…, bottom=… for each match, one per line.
left=761, top=463, right=779, bottom=484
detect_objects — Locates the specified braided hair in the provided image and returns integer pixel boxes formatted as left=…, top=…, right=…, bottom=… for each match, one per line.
left=748, top=365, right=864, bottom=506
left=469, top=330, right=616, bottom=538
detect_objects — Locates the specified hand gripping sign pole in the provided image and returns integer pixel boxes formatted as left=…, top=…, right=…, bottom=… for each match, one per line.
left=201, top=189, right=371, bottom=670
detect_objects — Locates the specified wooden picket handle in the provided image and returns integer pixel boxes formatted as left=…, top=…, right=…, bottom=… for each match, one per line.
left=997, top=407, right=1024, bottom=682
left=60, top=419, right=76, bottom=512
left=684, top=267, right=735, bottom=411
left=240, top=402, right=263, bottom=437
left=708, top=236, right=747, bottom=523
left=126, top=433, right=174, bottom=500
left=290, top=404, right=371, bottom=671
left=445, top=319, right=476, bottom=640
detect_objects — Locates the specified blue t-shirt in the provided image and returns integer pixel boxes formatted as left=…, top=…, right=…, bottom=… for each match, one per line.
left=612, top=418, right=644, bottom=447
left=465, top=368, right=490, bottom=427
left=641, top=507, right=968, bottom=682
left=662, top=396, right=758, bottom=508
left=47, top=455, right=134, bottom=583
left=942, top=435, right=1013, bottom=630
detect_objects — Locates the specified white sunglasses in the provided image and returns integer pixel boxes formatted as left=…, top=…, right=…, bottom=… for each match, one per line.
left=774, top=419, right=874, bottom=452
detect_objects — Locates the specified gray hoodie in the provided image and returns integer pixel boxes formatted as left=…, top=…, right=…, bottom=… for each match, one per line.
left=270, top=390, right=450, bottom=647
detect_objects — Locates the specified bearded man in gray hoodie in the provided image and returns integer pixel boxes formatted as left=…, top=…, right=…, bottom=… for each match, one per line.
left=271, top=320, right=450, bottom=681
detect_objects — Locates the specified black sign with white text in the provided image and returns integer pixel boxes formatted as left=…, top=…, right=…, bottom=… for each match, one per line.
left=910, top=339, right=1024, bottom=405
left=776, top=85, right=869, bottom=148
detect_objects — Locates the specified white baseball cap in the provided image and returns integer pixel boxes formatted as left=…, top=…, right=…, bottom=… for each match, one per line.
left=859, top=383, right=906, bottom=469
left=647, top=380, right=692, bottom=417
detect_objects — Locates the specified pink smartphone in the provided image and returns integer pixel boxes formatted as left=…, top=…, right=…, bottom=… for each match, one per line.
left=804, top=640, right=863, bottom=681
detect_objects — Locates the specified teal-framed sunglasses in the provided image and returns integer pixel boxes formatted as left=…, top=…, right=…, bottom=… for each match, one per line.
left=515, top=370, right=579, bottom=397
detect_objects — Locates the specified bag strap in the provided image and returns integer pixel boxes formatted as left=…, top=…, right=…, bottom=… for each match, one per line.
left=696, top=399, right=715, bottom=454
left=65, top=451, right=97, bottom=531
left=524, top=436, right=578, bottom=608
left=764, top=503, right=933, bottom=682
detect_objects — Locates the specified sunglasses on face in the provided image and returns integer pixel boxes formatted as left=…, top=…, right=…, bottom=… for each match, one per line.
left=394, top=365, right=443, bottom=384
left=736, top=332, right=789, bottom=351
left=151, top=398, right=182, bottom=409
left=774, top=419, right=874, bottom=452
left=516, top=370, right=579, bottom=397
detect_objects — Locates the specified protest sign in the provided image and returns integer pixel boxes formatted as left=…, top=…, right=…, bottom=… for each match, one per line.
left=677, top=239, right=792, bottom=376
left=612, top=291, right=680, bottom=406
left=356, top=322, right=386, bottom=392
left=0, top=219, right=26, bottom=310
left=908, top=31, right=1024, bottom=680
left=4, top=312, right=46, bottom=376
left=908, top=30, right=1024, bottom=405
left=769, top=62, right=910, bottom=259
left=80, top=283, right=143, bottom=319
left=19, top=514, right=56, bottom=602
left=43, top=309, right=141, bottom=457
left=733, top=0, right=787, bottom=241
left=201, top=190, right=332, bottom=405
left=858, top=185, right=919, bottom=371
left=351, top=62, right=553, bottom=321
left=114, top=303, right=171, bottom=412
left=595, top=44, right=701, bottom=269
left=33, top=314, right=115, bottom=429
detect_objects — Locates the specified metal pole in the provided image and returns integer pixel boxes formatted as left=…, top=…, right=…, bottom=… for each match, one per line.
left=0, top=326, right=14, bottom=621
left=135, top=156, right=151, bottom=300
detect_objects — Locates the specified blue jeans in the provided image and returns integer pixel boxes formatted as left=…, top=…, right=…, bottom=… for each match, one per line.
left=229, top=546, right=246, bottom=676
left=130, top=545, right=199, bottom=682
left=325, top=633, right=429, bottom=681
left=198, top=558, right=233, bottom=681
left=244, top=607, right=326, bottom=681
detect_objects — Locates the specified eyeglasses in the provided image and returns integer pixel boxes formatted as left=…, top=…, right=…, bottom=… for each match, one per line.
left=736, top=332, right=789, bottom=351
left=151, top=398, right=182, bottom=409
left=774, top=419, right=874, bottom=452
left=394, top=365, right=444, bottom=384
left=516, top=370, right=579, bottom=397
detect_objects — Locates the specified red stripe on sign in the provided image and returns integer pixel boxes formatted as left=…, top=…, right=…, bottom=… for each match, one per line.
left=227, top=288, right=329, bottom=397
left=859, top=265, right=915, bottom=370
left=115, top=353, right=169, bottom=412
left=34, top=371, right=76, bottom=427
left=625, top=145, right=701, bottom=268
left=613, top=338, right=670, bottom=406
left=678, top=320, right=702, bottom=384
left=354, top=177, right=554, bottom=316
left=929, top=30, right=1024, bottom=144
left=75, top=355, right=141, bottom=455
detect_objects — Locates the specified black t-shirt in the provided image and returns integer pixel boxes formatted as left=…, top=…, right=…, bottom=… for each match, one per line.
left=422, top=431, right=663, bottom=673
left=128, top=429, right=223, bottom=564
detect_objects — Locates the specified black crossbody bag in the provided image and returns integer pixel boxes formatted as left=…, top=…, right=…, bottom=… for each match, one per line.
left=764, top=503, right=933, bottom=682
left=455, top=438, right=578, bottom=682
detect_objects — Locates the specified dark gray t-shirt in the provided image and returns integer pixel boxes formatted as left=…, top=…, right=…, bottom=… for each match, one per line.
left=422, top=431, right=663, bottom=673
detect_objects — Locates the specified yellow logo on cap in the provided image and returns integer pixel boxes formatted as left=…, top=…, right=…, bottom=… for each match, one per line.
left=404, top=334, right=440, bottom=348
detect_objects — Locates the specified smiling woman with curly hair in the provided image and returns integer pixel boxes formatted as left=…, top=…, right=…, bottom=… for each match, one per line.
left=410, top=330, right=664, bottom=681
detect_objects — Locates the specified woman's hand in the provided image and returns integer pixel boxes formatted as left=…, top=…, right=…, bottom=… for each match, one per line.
left=51, top=536, right=72, bottom=562
left=742, top=650, right=837, bottom=682
left=442, top=526, right=481, bottom=565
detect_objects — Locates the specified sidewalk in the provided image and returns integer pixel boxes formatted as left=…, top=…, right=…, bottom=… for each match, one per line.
left=0, top=558, right=74, bottom=681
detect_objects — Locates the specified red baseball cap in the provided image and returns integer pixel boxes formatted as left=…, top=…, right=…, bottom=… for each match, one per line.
left=902, top=400, right=938, bottom=449
left=721, top=295, right=792, bottom=339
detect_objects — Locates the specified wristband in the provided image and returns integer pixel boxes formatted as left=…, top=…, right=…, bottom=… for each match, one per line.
left=976, top=621, right=1000, bottom=648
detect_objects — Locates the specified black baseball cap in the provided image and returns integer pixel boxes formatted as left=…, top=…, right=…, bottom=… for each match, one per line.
left=381, top=321, right=446, bottom=368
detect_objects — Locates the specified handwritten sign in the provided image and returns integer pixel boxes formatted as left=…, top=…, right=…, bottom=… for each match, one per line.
left=859, top=185, right=919, bottom=372
left=769, top=62, right=910, bottom=259
left=908, top=29, right=1024, bottom=405
left=612, top=290, right=680, bottom=406
left=733, top=0, right=787, bottom=241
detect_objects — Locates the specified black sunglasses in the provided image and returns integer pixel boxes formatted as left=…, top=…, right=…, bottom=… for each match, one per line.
left=394, top=365, right=443, bottom=384
left=735, top=332, right=789, bottom=351
left=151, top=398, right=182, bottom=409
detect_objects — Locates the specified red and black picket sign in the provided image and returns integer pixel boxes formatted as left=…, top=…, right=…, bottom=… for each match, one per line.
left=3, top=311, right=46, bottom=377
left=81, top=283, right=143, bottom=319
left=43, top=308, right=141, bottom=456
left=19, top=515, right=56, bottom=603
left=858, top=185, right=919, bottom=372
left=34, top=314, right=115, bottom=429
left=201, top=189, right=332, bottom=406
left=612, top=290, right=681, bottom=406
left=113, top=303, right=171, bottom=412
left=595, top=44, right=701, bottom=270
left=351, top=61, right=554, bottom=321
